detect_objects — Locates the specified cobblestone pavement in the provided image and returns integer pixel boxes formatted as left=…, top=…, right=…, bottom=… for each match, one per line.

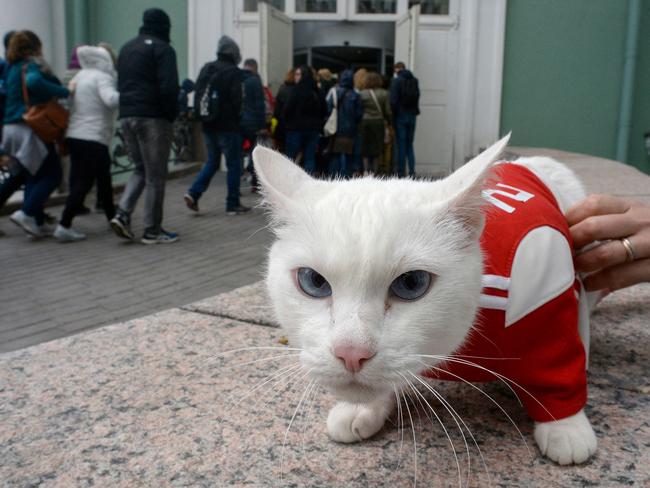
left=0, top=171, right=273, bottom=352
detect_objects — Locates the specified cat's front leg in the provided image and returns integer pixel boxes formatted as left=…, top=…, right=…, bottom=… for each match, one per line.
left=327, top=392, right=395, bottom=443
left=534, top=409, right=597, bottom=465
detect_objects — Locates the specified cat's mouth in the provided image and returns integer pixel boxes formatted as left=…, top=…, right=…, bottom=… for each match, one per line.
left=326, top=376, right=385, bottom=403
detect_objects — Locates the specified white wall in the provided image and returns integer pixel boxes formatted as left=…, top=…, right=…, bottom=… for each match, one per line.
left=0, top=0, right=67, bottom=76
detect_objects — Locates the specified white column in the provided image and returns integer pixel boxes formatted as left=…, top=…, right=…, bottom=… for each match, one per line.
left=0, top=0, right=67, bottom=75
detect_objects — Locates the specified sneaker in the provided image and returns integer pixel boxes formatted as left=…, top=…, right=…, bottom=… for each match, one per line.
left=110, top=214, right=134, bottom=240
left=10, top=210, right=43, bottom=237
left=54, top=224, right=86, bottom=242
left=141, top=229, right=179, bottom=245
left=226, top=204, right=252, bottom=216
left=184, top=193, right=199, bottom=212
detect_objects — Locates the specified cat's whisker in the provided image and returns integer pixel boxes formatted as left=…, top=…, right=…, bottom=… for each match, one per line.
left=300, top=381, right=320, bottom=456
left=400, top=389, right=418, bottom=488
left=409, top=371, right=487, bottom=488
left=280, top=375, right=316, bottom=483
left=217, top=362, right=304, bottom=426
left=412, top=354, right=523, bottom=407
left=392, top=383, right=406, bottom=471
left=420, top=354, right=556, bottom=423
left=399, top=372, right=462, bottom=488
left=414, top=358, right=531, bottom=457
left=206, top=346, right=303, bottom=365
left=219, top=353, right=302, bottom=371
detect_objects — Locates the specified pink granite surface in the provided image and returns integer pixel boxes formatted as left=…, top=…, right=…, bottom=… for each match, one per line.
left=1, top=149, right=649, bottom=487
left=1, top=283, right=649, bottom=487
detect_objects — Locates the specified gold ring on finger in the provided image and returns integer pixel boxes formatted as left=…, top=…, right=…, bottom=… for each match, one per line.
left=620, top=237, right=637, bottom=263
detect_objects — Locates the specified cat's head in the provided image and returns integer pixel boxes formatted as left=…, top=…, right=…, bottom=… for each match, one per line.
left=253, top=135, right=509, bottom=403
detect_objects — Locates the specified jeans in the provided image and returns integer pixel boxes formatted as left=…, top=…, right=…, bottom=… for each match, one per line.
left=188, top=129, right=242, bottom=210
left=60, top=138, right=115, bottom=228
left=395, top=113, right=416, bottom=177
left=285, top=130, right=319, bottom=174
left=330, top=153, right=352, bottom=179
left=118, top=117, right=173, bottom=235
left=22, top=145, right=62, bottom=225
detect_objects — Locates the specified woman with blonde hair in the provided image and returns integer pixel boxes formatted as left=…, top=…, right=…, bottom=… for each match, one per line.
left=359, top=70, right=391, bottom=174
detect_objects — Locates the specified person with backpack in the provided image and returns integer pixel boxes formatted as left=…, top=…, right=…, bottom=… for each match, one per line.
left=184, top=35, right=249, bottom=215
left=109, top=8, right=180, bottom=244
left=390, top=61, right=420, bottom=177
left=240, top=58, right=266, bottom=193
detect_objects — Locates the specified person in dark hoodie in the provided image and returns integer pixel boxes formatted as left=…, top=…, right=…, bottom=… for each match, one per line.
left=109, top=8, right=180, bottom=244
left=327, top=69, right=363, bottom=178
left=184, top=35, right=250, bottom=216
left=389, top=61, right=420, bottom=177
left=282, top=65, right=327, bottom=175
left=240, top=58, right=265, bottom=192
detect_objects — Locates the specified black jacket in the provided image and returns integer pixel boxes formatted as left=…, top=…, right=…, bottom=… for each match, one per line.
left=117, top=34, right=179, bottom=122
left=196, top=55, right=243, bottom=132
left=282, top=77, right=327, bottom=132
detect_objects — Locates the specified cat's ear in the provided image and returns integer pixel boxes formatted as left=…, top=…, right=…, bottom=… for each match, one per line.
left=444, top=133, right=511, bottom=236
left=252, top=145, right=314, bottom=212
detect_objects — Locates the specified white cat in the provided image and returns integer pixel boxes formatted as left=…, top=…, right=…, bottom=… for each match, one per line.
left=252, top=134, right=597, bottom=466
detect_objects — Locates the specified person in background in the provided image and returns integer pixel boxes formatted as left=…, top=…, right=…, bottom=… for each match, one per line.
left=184, top=35, right=250, bottom=216
left=1, top=30, right=69, bottom=238
left=110, top=8, right=180, bottom=244
left=54, top=45, right=119, bottom=242
left=272, top=68, right=295, bottom=154
left=282, top=65, right=327, bottom=175
left=567, top=194, right=650, bottom=292
left=62, top=46, right=82, bottom=87
left=390, top=61, right=420, bottom=177
left=359, top=71, right=391, bottom=175
left=177, top=78, right=195, bottom=118
left=0, top=31, right=15, bottom=138
left=317, top=68, right=334, bottom=99
left=327, top=69, right=363, bottom=178
left=240, top=58, right=266, bottom=192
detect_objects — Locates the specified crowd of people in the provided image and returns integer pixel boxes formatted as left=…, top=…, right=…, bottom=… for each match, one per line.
left=0, top=8, right=648, bottom=292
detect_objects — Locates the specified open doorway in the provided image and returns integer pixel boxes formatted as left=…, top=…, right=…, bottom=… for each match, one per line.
left=293, top=20, right=395, bottom=78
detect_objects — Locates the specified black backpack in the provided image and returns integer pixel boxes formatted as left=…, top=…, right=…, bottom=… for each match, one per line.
left=194, top=65, right=221, bottom=122
left=400, top=76, right=420, bottom=110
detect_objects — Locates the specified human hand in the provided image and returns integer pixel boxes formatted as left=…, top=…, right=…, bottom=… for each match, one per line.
left=567, top=194, right=650, bottom=292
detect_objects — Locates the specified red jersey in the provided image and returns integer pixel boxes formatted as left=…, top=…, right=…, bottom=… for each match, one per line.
left=424, top=163, right=587, bottom=422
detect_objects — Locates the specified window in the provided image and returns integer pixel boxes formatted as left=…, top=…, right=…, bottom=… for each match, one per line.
left=418, top=0, right=450, bottom=15
left=356, top=1, right=396, bottom=14
left=295, top=0, right=337, bottom=13
left=243, top=0, right=285, bottom=12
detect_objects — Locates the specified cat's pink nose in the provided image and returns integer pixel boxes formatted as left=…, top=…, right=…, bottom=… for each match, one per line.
left=333, top=345, right=376, bottom=373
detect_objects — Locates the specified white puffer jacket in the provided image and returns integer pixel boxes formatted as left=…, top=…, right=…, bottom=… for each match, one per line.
left=65, top=46, right=119, bottom=147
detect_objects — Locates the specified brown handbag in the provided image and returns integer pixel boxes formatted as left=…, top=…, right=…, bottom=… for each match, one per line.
left=21, top=63, right=69, bottom=144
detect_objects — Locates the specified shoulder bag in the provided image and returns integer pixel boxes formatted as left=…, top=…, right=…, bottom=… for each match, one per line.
left=21, top=64, right=69, bottom=144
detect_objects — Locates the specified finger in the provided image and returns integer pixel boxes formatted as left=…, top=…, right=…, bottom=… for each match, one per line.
left=566, top=194, right=632, bottom=226
left=570, top=212, right=641, bottom=249
left=574, top=239, right=628, bottom=273
left=583, top=258, right=650, bottom=292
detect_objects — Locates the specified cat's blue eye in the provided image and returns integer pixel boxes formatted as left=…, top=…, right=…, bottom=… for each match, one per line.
left=296, top=267, right=332, bottom=298
left=390, top=270, right=432, bottom=301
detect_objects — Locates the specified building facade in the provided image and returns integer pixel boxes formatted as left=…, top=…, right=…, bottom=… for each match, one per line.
left=0, top=0, right=648, bottom=174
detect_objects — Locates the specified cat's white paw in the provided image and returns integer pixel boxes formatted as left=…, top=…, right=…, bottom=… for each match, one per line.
left=534, top=409, right=597, bottom=465
left=327, top=401, right=387, bottom=443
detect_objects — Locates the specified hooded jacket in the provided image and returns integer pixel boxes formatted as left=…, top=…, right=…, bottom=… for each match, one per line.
left=327, top=69, right=363, bottom=137
left=195, top=36, right=243, bottom=132
left=66, top=46, right=120, bottom=147
left=117, top=8, right=179, bottom=122
left=282, top=69, right=327, bottom=132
